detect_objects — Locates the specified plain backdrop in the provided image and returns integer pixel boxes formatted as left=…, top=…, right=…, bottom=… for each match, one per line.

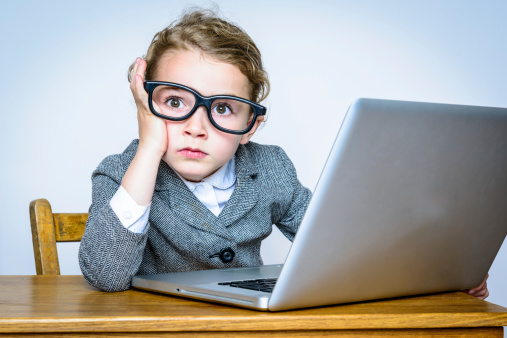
left=1, top=0, right=506, bottom=312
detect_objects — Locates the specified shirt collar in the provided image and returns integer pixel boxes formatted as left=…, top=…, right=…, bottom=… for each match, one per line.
left=177, top=156, right=237, bottom=192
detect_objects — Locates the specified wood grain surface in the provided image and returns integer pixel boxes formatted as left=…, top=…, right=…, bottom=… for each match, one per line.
left=53, top=213, right=87, bottom=241
left=1, top=276, right=506, bottom=336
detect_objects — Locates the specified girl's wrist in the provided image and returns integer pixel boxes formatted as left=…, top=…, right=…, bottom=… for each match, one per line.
left=122, top=143, right=162, bottom=206
left=136, top=141, right=166, bottom=162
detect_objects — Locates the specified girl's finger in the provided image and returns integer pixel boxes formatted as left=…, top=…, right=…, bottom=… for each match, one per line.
left=470, top=274, right=489, bottom=293
left=136, top=59, right=147, bottom=85
left=475, top=278, right=488, bottom=291
left=132, top=59, right=149, bottom=103
left=135, top=58, right=144, bottom=77
left=130, top=58, right=141, bottom=89
left=476, top=290, right=487, bottom=297
left=474, top=290, right=488, bottom=299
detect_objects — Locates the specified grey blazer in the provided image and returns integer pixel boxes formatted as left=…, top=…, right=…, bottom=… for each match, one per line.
left=79, top=140, right=312, bottom=292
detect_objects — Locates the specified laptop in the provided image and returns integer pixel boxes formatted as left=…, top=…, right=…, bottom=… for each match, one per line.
left=132, top=98, right=507, bottom=311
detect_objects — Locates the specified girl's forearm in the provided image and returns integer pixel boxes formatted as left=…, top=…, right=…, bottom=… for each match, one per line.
left=121, top=146, right=163, bottom=206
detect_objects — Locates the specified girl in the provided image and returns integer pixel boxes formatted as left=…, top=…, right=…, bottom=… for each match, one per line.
left=79, top=9, right=311, bottom=292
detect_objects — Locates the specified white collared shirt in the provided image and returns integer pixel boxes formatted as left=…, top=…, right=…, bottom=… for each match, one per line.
left=175, top=156, right=236, bottom=217
left=110, top=157, right=237, bottom=233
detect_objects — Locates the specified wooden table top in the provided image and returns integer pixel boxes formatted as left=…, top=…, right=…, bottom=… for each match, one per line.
left=1, top=275, right=507, bottom=334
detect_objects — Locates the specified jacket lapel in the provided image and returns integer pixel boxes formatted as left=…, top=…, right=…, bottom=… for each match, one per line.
left=154, top=160, right=232, bottom=238
left=153, top=144, right=259, bottom=233
left=219, top=144, right=259, bottom=227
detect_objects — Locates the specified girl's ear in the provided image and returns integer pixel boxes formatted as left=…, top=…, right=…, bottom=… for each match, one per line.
left=240, top=116, right=264, bottom=144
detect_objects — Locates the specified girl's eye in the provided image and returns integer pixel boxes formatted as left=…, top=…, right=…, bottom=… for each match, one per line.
left=168, top=98, right=183, bottom=108
left=213, top=104, right=231, bottom=115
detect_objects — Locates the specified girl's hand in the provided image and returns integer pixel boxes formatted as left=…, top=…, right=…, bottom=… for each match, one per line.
left=463, top=274, right=489, bottom=300
left=130, top=57, right=167, bottom=157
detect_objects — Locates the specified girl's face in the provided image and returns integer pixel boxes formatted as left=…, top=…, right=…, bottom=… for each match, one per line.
left=154, top=49, right=261, bottom=182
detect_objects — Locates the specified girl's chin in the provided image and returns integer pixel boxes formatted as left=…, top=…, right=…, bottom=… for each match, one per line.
left=174, top=166, right=217, bottom=183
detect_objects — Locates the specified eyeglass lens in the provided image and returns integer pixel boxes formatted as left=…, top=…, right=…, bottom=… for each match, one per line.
left=151, top=85, right=253, bottom=132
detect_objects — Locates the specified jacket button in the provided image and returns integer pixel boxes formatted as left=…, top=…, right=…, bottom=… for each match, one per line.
left=220, top=248, right=235, bottom=263
left=209, top=247, right=235, bottom=263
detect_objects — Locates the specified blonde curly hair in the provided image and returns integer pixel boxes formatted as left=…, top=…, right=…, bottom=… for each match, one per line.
left=128, top=9, right=270, bottom=103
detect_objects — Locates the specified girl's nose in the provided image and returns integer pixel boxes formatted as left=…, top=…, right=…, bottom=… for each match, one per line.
left=183, top=106, right=208, bottom=138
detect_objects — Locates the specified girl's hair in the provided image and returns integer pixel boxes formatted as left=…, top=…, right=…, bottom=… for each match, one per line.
left=128, top=9, right=270, bottom=103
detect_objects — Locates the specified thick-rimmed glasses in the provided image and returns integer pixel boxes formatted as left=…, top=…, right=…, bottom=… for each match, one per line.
left=144, top=81, right=267, bottom=135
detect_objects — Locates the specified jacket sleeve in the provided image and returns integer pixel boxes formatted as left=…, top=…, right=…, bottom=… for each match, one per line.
left=78, top=155, right=149, bottom=292
left=272, top=147, right=312, bottom=241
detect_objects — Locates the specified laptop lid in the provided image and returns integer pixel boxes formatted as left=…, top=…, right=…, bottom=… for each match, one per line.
left=133, top=98, right=507, bottom=311
left=268, top=98, right=507, bottom=310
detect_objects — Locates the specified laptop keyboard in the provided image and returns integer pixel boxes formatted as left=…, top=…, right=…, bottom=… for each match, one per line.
left=218, top=278, right=277, bottom=293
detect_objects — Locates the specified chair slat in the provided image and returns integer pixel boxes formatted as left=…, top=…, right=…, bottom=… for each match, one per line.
left=53, top=213, right=87, bottom=242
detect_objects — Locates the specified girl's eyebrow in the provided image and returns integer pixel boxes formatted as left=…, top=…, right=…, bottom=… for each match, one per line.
left=210, top=92, right=239, bottom=97
left=159, top=86, right=186, bottom=91
left=157, top=87, right=190, bottom=95
left=209, top=91, right=248, bottom=99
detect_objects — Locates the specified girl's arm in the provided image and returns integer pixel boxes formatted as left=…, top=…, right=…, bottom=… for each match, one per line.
left=79, top=58, right=168, bottom=292
left=121, top=58, right=167, bottom=206
left=79, top=161, right=149, bottom=292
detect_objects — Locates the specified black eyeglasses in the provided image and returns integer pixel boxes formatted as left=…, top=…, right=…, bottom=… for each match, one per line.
left=144, top=81, right=267, bottom=135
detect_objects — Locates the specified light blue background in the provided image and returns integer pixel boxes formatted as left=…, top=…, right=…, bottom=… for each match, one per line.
left=1, top=0, right=506, bottom=313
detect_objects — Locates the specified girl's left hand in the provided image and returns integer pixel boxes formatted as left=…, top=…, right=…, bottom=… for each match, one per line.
left=463, top=274, right=489, bottom=299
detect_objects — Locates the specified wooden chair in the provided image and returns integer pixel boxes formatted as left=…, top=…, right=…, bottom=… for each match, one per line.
left=29, top=198, right=88, bottom=275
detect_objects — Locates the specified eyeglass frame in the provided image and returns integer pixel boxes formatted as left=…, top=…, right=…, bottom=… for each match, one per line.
left=144, top=81, right=267, bottom=135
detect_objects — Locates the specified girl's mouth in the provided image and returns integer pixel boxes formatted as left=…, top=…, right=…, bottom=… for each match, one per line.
left=178, top=148, right=208, bottom=159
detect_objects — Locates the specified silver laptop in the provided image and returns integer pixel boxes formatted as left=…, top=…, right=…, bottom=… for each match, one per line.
left=132, top=98, right=507, bottom=311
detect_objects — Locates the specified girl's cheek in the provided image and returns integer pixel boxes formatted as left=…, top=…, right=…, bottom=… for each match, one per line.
left=165, top=120, right=180, bottom=134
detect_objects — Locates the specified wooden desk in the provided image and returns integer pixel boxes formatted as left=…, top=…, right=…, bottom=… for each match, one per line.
left=1, top=276, right=506, bottom=337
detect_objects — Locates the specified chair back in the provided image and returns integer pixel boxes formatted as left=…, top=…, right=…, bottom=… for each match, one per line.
left=29, top=198, right=87, bottom=275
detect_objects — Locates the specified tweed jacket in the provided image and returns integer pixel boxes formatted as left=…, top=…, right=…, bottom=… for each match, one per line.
left=79, top=140, right=312, bottom=292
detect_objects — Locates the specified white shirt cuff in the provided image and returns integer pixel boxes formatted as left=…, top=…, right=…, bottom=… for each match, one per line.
left=110, top=185, right=151, bottom=233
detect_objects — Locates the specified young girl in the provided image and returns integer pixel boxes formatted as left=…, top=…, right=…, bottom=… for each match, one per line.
left=78, top=9, right=489, bottom=299
left=78, top=9, right=311, bottom=292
